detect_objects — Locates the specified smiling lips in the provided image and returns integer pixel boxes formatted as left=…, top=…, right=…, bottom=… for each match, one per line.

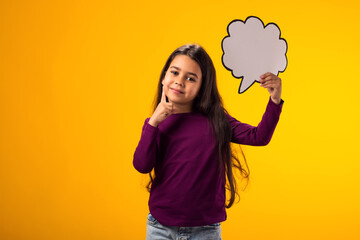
left=170, top=88, right=184, bottom=94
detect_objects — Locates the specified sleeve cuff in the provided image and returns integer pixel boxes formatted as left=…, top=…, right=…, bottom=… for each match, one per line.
left=269, top=97, right=284, bottom=106
left=267, top=97, right=284, bottom=114
left=144, top=118, right=159, bottom=134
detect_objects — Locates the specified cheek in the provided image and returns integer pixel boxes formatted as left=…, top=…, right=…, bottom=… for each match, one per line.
left=161, top=78, right=170, bottom=95
left=191, top=83, right=202, bottom=96
left=162, top=75, right=171, bottom=86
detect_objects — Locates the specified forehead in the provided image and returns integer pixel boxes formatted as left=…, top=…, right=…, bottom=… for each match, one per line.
left=169, top=55, right=202, bottom=76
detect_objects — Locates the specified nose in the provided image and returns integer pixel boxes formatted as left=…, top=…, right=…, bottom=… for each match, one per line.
left=175, top=76, right=185, bottom=87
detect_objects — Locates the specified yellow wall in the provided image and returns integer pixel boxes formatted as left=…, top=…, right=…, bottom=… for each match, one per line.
left=1, top=0, right=359, bottom=239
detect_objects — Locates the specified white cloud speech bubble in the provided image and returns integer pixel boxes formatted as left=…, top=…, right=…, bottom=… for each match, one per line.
left=221, top=16, right=288, bottom=94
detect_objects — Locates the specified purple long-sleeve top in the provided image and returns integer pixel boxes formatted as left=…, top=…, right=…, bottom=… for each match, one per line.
left=133, top=97, right=283, bottom=227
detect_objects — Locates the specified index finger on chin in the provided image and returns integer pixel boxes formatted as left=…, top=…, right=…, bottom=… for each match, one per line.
left=161, top=86, right=166, bottom=103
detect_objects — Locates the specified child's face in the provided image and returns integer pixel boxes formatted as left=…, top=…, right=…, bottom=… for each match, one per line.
left=162, top=54, right=202, bottom=110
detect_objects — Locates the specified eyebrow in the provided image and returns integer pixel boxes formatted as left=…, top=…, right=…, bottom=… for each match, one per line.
left=170, top=66, right=199, bottom=79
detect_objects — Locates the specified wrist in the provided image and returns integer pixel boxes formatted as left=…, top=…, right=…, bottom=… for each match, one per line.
left=271, top=96, right=281, bottom=105
left=148, top=117, right=159, bottom=127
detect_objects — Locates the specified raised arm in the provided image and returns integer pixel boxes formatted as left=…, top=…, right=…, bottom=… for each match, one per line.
left=228, top=96, right=284, bottom=146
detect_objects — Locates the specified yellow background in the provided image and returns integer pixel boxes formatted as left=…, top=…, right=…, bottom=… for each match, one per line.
left=1, top=0, right=359, bottom=239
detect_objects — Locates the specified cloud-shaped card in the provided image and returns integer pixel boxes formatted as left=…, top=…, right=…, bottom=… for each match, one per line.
left=222, top=16, right=288, bottom=94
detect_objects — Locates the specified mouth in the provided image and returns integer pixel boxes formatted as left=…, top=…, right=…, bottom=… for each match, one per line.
left=170, top=87, right=184, bottom=94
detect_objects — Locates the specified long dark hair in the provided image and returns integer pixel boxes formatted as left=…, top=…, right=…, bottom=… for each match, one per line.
left=148, top=44, right=249, bottom=208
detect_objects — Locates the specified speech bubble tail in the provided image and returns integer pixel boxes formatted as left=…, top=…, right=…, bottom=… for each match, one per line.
left=238, top=77, right=256, bottom=94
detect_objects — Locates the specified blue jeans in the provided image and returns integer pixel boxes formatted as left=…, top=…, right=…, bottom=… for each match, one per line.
left=146, top=213, right=222, bottom=240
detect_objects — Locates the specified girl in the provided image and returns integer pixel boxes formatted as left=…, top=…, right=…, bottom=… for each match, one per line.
left=133, top=44, right=283, bottom=240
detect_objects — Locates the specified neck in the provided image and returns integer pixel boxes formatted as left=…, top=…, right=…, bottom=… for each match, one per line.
left=171, top=101, right=193, bottom=114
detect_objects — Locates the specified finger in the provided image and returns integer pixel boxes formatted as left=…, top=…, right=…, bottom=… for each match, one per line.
left=261, top=76, right=279, bottom=85
left=261, top=78, right=272, bottom=84
left=163, top=105, right=174, bottom=118
left=161, top=86, right=166, bottom=103
left=260, top=79, right=278, bottom=85
left=165, top=103, right=174, bottom=113
left=261, top=82, right=279, bottom=88
left=260, top=72, right=272, bottom=79
left=260, top=73, right=274, bottom=83
left=265, top=75, right=280, bottom=81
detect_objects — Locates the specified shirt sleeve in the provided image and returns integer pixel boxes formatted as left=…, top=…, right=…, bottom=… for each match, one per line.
left=228, top=97, right=284, bottom=146
left=133, top=118, right=158, bottom=173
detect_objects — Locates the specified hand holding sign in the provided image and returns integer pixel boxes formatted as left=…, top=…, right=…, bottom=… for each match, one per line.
left=222, top=16, right=288, bottom=94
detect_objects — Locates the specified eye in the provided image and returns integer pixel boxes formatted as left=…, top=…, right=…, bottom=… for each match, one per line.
left=187, top=77, right=196, bottom=82
left=170, top=70, right=179, bottom=76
